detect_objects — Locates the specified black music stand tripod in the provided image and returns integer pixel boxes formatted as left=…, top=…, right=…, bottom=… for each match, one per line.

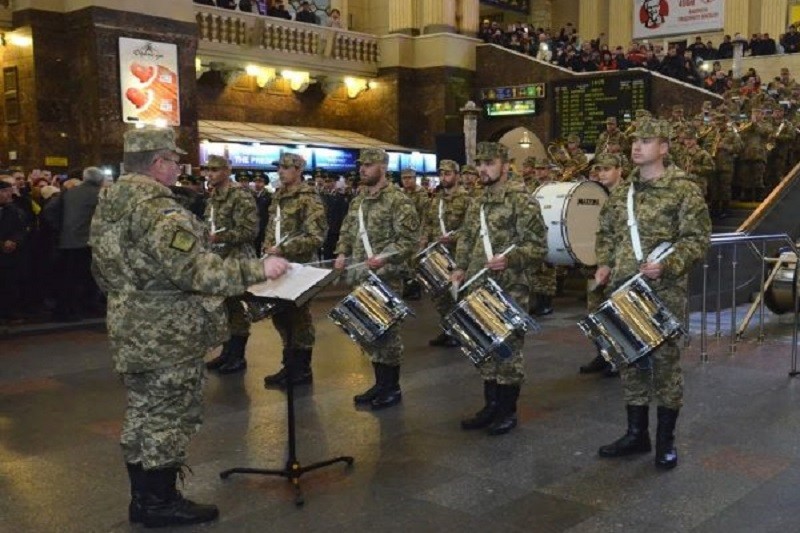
left=219, top=301, right=354, bottom=506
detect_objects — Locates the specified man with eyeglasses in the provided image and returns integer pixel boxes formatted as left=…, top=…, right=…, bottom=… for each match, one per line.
left=203, top=154, right=261, bottom=374
left=90, top=127, right=289, bottom=527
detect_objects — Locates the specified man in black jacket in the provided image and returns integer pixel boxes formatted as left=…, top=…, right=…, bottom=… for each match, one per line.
left=295, top=1, right=318, bottom=24
left=0, top=181, right=29, bottom=322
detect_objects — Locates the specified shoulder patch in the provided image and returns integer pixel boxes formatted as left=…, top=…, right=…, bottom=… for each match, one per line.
left=170, top=229, right=196, bottom=253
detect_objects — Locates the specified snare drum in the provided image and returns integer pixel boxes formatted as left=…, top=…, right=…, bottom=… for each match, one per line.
left=577, top=276, right=685, bottom=368
left=443, top=277, right=539, bottom=366
left=416, top=242, right=456, bottom=295
left=533, top=181, right=608, bottom=266
left=329, top=273, right=413, bottom=346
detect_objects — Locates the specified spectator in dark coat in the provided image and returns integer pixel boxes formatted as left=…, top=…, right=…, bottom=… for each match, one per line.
left=0, top=181, right=29, bottom=322
left=295, top=1, right=319, bottom=24
left=216, top=0, right=236, bottom=9
left=268, top=0, right=291, bottom=19
left=54, top=166, right=104, bottom=321
left=783, top=26, right=800, bottom=53
left=252, top=175, right=272, bottom=254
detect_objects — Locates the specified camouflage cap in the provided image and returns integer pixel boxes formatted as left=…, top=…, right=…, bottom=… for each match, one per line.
left=605, top=116, right=618, bottom=125
left=592, top=153, right=623, bottom=169
left=206, top=155, right=230, bottom=170
left=461, top=163, right=478, bottom=175
left=672, top=104, right=684, bottom=112
left=682, top=125, right=698, bottom=138
left=438, top=159, right=460, bottom=172
left=631, top=118, right=672, bottom=139
left=635, top=109, right=652, bottom=119
left=474, top=142, right=509, bottom=161
left=566, top=134, right=581, bottom=144
left=358, top=148, right=389, bottom=165
left=124, top=127, right=187, bottom=154
left=400, top=167, right=417, bottom=177
left=273, top=152, right=306, bottom=169
left=522, top=156, right=548, bottom=168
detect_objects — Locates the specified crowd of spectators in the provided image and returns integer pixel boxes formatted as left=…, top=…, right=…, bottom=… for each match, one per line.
left=193, top=0, right=344, bottom=28
left=480, top=20, right=800, bottom=94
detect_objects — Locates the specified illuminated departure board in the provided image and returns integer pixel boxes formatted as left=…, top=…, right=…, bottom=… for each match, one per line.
left=552, top=74, right=650, bottom=149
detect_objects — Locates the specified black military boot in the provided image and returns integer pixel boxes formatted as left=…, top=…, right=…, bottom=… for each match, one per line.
left=290, top=348, right=314, bottom=386
left=354, top=363, right=381, bottom=405
left=205, top=340, right=231, bottom=371
left=403, top=278, right=422, bottom=300
left=487, top=384, right=520, bottom=436
left=579, top=353, right=610, bottom=374
left=140, top=467, right=219, bottom=528
left=126, top=463, right=146, bottom=523
left=263, top=347, right=291, bottom=388
left=532, top=294, right=553, bottom=316
left=460, top=381, right=498, bottom=430
left=429, top=332, right=460, bottom=348
left=218, top=335, right=248, bottom=374
left=598, top=405, right=652, bottom=457
left=371, top=364, right=402, bottom=410
left=655, top=406, right=679, bottom=470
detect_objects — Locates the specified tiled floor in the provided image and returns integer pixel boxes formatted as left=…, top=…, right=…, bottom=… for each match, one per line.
left=2, top=293, right=800, bottom=532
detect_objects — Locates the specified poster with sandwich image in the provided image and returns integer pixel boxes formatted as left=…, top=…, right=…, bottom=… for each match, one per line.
left=119, top=37, right=180, bottom=126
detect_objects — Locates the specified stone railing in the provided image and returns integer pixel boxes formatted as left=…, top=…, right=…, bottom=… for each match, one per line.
left=195, top=5, right=379, bottom=75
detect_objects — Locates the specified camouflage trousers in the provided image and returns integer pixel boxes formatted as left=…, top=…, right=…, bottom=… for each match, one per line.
left=225, top=294, right=251, bottom=337
left=360, top=278, right=403, bottom=367
left=271, top=302, right=315, bottom=350
left=476, top=285, right=528, bottom=385
left=529, top=263, right=557, bottom=298
left=766, top=147, right=790, bottom=190
left=620, top=340, right=683, bottom=410
left=735, top=160, right=765, bottom=191
left=709, top=168, right=734, bottom=214
left=432, top=290, right=456, bottom=318
left=120, top=360, right=205, bottom=469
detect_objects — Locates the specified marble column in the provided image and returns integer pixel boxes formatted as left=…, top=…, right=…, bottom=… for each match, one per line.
left=421, top=0, right=456, bottom=34
left=724, top=0, right=751, bottom=36
left=760, top=0, right=788, bottom=40
left=530, top=0, right=552, bottom=30
left=388, top=0, right=417, bottom=35
left=458, top=0, right=480, bottom=37
left=579, top=0, right=609, bottom=44
left=607, top=0, right=632, bottom=51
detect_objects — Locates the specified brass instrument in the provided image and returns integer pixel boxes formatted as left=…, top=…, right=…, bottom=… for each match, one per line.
left=698, top=125, right=714, bottom=140
left=623, top=122, right=636, bottom=136
left=561, top=161, right=590, bottom=181
left=710, top=131, right=722, bottom=158
left=766, top=121, right=785, bottom=153
left=547, top=142, right=571, bottom=166
left=736, top=121, right=753, bottom=134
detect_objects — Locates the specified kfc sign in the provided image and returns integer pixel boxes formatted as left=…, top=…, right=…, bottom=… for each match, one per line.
left=633, top=0, right=724, bottom=39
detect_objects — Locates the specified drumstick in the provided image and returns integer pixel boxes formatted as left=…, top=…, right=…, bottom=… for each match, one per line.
left=459, top=244, right=517, bottom=294
left=345, top=251, right=400, bottom=271
left=613, top=245, right=675, bottom=295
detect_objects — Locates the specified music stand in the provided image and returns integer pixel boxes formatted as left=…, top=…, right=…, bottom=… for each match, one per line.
left=220, top=298, right=354, bottom=506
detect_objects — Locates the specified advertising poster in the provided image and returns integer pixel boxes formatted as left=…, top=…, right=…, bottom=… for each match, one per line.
left=633, top=0, right=724, bottom=40
left=119, top=37, right=180, bottom=126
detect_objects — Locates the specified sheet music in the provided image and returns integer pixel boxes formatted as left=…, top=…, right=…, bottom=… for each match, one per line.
left=247, top=263, right=337, bottom=306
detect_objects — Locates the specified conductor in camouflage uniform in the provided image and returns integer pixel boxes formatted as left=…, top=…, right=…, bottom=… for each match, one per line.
left=262, top=153, right=327, bottom=388
left=452, top=142, right=548, bottom=436
left=594, top=119, right=711, bottom=470
left=90, top=128, right=289, bottom=527
left=334, top=148, right=420, bottom=410
left=203, top=155, right=260, bottom=374
left=400, top=167, right=429, bottom=300
left=422, top=159, right=471, bottom=348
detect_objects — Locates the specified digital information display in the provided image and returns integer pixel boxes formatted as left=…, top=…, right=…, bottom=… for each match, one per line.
left=479, top=83, right=545, bottom=101
left=552, top=74, right=649, bottom=150
left=485, top=99, right=537, bottom=117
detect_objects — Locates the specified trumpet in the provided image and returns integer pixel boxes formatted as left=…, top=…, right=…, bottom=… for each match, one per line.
left=766, top=121, right=785, bottom=152
left=560, top=161, right=589, bottom=181
left=547, top=142, right=571, bottom=165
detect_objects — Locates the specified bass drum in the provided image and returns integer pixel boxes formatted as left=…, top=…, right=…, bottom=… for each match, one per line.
left=764, top=257, right=799, bottom=315
left=533, top=181, right=608, bottom=266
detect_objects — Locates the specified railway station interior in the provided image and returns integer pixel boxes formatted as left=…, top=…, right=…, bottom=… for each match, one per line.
left=5, top=0, right=800, bottom=531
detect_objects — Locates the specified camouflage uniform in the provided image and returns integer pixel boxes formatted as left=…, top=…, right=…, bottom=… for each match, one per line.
left=596, top=121, right=711, bottom=411
left=204, top=159, right=259, bottom=340
left=423, top=161, right=471, bottom=316
left=680, top=128, right=715, bottom=196
left=595, top=118, right=629, bottom=155
left=262, top=153, right=327, bottom=384
left=461, top=164, right=482, bottom=199
left=455, top=144, right=548, bottom=386
left=400, top=168, right=429, bottom=299
left=766, top=112, right=796, bottom=191
left=522, top=156, right=557, bottom=313
left=335, top=153, right=420, bottom=367
left=735, top=116, right=773, bottom=199
left=703, top=116, right=743, bottom=216
left=90, top=129, right=267, bottom=470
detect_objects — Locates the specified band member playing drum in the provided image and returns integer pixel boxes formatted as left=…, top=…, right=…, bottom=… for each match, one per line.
left=423, top=159, right=471, bottom=348
left=262, top=153, right=327, bottom=389
left=594, top=119, right=710, bottom=469
left=451, top=142, right=547, bottom=436
left=334, top=148, right=420, bottom=410
left=580, top=153, right=626, bottom=377
left=522, top=156, right=557, bottom=317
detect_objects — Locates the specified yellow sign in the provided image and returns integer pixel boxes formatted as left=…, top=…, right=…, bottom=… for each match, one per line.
left=45, top=156, right=68, bottom=167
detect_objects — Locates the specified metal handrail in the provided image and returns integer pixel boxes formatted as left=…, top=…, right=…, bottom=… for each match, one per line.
left=697, top=231, right=799, bottom=375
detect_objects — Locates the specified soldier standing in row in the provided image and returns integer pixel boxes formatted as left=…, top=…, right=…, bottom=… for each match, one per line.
left=423, top=159, right=471, bottom=348
left=702, top=112, right=742, bottom=219
left=766, top=103, right=796, bottom=192
left=335, top=149, right=420, bottom=410
left=580, top=152, right=626, bottom=377
left=400, top=167, right=429, bottom=300
left=596, top=117, right=629, bottom=155
left=461, top=164, right=482, bottom=198
left=262, top=153, right=327, bottom=388
left=452, top=142, right=548, bottom=436
left=735, top=106, right=774, bottom=201
left=523, top=156, right=557, bottom=316
left=565, top=134, right=588, bottom=169
left=680, top=126, right=715, bottom=197
left=90, top=128, right=289, bottom=527
left=203, top=155, right=261, bottom=375
left=594, top=119, right=711, bottom=470
left=252, top=174, right=272, bottom=254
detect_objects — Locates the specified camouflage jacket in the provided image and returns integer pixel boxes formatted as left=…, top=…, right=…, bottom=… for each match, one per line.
left=263, top=182, right=327, bottom=263
left=739, top=121, right=774, bottom=161
left=89, top=173, right=266, bottom=374
left=404, top=186, right=430, bottom=218
left=204, top=183, right=258, bottom=260
left=596, top=166, right=711, bottom=296
left=424, top=186, right=471, bottom=251
left=703, top=128, right=743, bottom=169
left=772, top=119, right=797, bottom=149
left=681, top=147, right=715, bottom=186
left=596, top=130, right=628, bottom=154
left=455, top=180, right=547, bottom=290
left=335, top=181, right=420, bottom=284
